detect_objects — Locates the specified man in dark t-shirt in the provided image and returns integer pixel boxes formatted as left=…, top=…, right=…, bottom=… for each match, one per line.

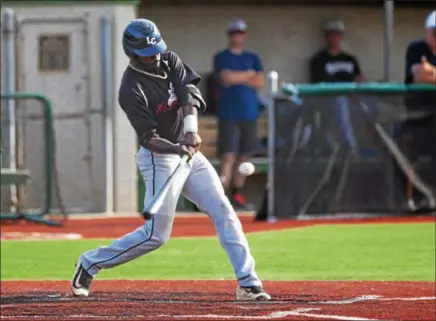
left=399, top=10, right=436, bottom=209
left=403, top=10, right=436, bottom=160
left=405, top=10, right=436, bottom=86
left=403, top=24, right=436, bottom=158
left=310, top=20, right=363, bottom=84
left=310, top=49, right=361, bottom=83
left=70, top=19, right=270, bottom=300
left=308, top=20, right=364, bottom=153
left=256, top=21, right=364, bottom=221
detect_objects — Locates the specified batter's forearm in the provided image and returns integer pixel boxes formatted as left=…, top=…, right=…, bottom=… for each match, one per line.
left=146, top=137, right=179, bottom=154
left=182, top=105, right=198, bottom=117
left=182, top=105, right=198, bottom=134
left=181, top=84, right=206, bottom=133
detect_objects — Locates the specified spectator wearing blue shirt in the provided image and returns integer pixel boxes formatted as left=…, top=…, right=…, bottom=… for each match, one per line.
left=213, top=19, right=264, bottom=209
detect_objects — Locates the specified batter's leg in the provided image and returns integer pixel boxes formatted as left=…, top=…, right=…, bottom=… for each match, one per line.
left=72, top=148, right=189, bottom=296
left=182, top=153, right=267, bottom=297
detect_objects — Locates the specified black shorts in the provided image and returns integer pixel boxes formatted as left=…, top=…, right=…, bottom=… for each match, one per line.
left=218, top=120, right=258, bottom=156
left=398, top=116, right=436, bottom=161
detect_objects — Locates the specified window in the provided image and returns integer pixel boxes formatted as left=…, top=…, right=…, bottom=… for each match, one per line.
left=38, top=35, right=70, bottom=72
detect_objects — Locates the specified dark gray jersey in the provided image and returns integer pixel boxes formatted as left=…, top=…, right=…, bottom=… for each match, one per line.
left=118, top=51, right=201, bottom=147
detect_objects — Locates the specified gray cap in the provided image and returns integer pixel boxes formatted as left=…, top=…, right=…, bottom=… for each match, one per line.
left=325, top=20, right=345, bottom=32
left=228, top=19, right=248, bottom=33
left=425, top=10, right=436, bottom=29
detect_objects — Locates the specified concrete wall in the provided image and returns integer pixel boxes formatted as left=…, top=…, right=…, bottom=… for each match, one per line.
left=139, top=6, right=431, bottom=86
left=1, top=4, right=137, bottom=213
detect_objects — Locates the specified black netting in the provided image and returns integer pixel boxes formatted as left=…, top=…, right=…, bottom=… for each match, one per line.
left=1, top=99, right=47, bottom=213
left=0, top=97, right=63, bottom=215
left=272, top=92, right=436, bottom=218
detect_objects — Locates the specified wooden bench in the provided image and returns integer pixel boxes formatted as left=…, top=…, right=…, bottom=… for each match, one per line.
left=0, top=168, right=33, bottom=221
left=0, top=168, right=63, bottom=226
left=0, top=168, right=31, bottom=186
left=199, top=115, right=268, bottom=173
left=138, top=117, right=269, bottom=211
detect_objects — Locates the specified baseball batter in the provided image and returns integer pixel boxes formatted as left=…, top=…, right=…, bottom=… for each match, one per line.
left=71, top=19, right=270, bottom=301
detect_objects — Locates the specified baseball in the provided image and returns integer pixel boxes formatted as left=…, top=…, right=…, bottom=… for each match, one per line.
left=238, top=162, right=255, bottom=176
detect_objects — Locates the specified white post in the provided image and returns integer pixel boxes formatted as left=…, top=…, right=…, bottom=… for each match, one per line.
left=112, top=5, right=138, bottom=213
left=101, top=16, right=115, bottom=216
left=267, top=70, right=279, bottom=96
left=2, top=8, right=18, bottom=211
left=383, top=0, right=395, bottom=81
left=266, top=71, right=279, bottom=223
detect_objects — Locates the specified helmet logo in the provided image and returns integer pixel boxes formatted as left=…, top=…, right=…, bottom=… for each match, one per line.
left=146, top=37, right=157, bottom=45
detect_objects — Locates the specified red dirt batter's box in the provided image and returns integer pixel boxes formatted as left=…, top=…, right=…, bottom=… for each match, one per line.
left=1, top=280, right=435, bottom=320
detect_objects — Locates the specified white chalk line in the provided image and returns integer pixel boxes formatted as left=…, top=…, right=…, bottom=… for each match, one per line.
left=154, top=308, right=377, bottom=320
left=315, top=295, right=381, bottom=304
left=1, top=232, right=82, bottom=241
left=1, top=295, right=434, bottom=320
left=380, top=296, right=435, bottom=301
left=2, top=294, right=434, bottom=308
left=0, top=310, right=376, bottom=320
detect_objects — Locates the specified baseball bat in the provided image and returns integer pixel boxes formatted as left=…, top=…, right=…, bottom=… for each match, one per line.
left=142, top=154, right=190, bottom=220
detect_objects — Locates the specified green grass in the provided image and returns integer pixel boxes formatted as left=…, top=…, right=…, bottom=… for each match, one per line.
left=1, top=223, right=435, bottom=281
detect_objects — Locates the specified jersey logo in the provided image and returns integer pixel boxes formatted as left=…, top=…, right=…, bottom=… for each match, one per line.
left=325, top=62, right=354, bottom=75
left=156, top=82, right=179, bottom=115
left=146, top=37, right=157, bottom=45
left=167, top=83, right=177, bottom=105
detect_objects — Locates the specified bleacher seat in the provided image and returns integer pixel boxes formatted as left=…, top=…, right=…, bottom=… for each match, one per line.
left=199, top=115, right=268, bottom=173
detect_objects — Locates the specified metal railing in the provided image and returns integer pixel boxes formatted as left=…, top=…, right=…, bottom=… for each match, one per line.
left=1, top=92, right=54, bottom=215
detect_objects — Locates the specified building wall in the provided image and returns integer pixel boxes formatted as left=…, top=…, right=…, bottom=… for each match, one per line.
left=139, top=6, right=430, bottom=85
left=1, top=4, right=137, bottom=213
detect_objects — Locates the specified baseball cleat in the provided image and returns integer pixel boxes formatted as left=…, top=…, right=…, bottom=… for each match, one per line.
left=71, top=257, right=93, bottom=297
left=236, top=286, right=271, bottom=300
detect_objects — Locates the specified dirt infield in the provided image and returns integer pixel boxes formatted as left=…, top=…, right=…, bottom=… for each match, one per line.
left=1, top=216, right=435, bottom=320
left=1, top=215, right=434, bottom=239
left=1, top=280, right=435, bottom=320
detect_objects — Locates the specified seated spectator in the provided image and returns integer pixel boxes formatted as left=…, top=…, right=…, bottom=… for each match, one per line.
left=309, top=20, right=365, bottom=155
left=405, top=10, right=436, bottom=86
left=399, top=10, right=436, bottom=210
left=213, top=19, right=264, bottom=210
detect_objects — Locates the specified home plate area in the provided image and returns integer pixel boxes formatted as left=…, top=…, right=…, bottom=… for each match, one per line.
left=1, top=280, right=434, bottom=320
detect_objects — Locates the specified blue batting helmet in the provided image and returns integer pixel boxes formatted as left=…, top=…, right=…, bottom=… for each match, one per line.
left=122, top=19, right=167, bottom=58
